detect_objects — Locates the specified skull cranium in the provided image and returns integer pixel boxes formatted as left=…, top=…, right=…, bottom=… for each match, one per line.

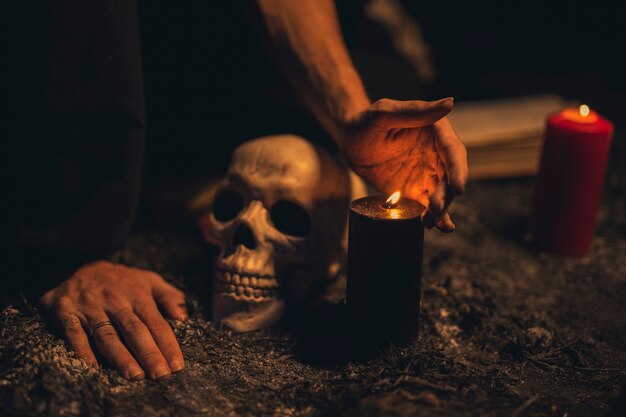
left=199, top=134, right=365, bottom=332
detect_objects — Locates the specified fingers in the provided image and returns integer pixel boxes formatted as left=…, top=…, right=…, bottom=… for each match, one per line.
left=435, top=212, right=455, bottom=233
left=424, top=180, right=456, bottom=233
left=434, top=118, right=468, bottom=195
left=425, top=117, right=466, bottom=233
left=49, top=296, right=98, bottom=367
left=152, top=282, right=188, bottom=320
left=109, top=307, right=172, bottom=380
left=368, top=97, right=454, bottom=129
left=61, top=313, right=98, bottom=366
left=39, top=265, right=187, bottom=381
left=87, top=312, right=145, bottom=381
left=423, top=211, right=455, bottom=233
left=134, top=301, right=184, bottom=373
left=428, top=178, right=448, bottom=216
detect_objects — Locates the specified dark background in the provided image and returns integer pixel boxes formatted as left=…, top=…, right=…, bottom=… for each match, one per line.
left=2, top=0, right=625, bottom=300
left=4, top=0, right=623, bottom=189
left=138, top=0, right=626, bottom=184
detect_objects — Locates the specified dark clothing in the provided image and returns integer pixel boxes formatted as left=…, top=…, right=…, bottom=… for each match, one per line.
left=4, top=1, right=146, bottom=299
left=2, top=1, right=329, bottom=302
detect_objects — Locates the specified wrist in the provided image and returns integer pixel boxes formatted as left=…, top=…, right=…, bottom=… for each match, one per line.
left=333, top=69, right=370, bottom=125
left=327, top=69, right=370, bottom=147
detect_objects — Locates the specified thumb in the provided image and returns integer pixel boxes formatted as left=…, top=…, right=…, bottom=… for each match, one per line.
left=370, top=97, right=454, bottom=129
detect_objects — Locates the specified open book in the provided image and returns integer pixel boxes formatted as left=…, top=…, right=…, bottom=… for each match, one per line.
left=447, top=95, right=570, bottom=179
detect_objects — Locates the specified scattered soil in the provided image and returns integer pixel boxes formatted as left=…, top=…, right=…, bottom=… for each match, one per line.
left=2, top=142, right=625, bottom=416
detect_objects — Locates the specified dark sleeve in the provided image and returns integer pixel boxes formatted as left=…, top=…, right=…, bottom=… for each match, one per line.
left=2, top=0, right=145, bottom=301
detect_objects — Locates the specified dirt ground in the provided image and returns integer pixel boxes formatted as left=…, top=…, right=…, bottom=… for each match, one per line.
left=2, top=147, right=626, bottom=416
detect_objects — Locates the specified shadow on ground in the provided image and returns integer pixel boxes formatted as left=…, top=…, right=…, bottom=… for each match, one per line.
left=2, top=167, right=626, bottom=416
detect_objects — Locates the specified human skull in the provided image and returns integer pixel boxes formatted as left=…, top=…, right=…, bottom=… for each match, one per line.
left=199, top=135, right=366, bottom=332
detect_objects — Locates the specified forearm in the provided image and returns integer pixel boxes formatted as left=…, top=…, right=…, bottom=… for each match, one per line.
left=255, top=0, right=370, bottom=145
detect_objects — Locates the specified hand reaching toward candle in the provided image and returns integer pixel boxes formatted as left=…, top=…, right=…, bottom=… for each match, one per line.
left=341, top=98, right=467, bottom=231
left=39, top=261, right=187, bottom=381
left=256, top=0, right=468, bottom=232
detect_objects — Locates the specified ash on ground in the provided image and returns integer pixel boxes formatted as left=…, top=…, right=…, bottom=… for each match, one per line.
left=2, top=174, right=625, bottom=417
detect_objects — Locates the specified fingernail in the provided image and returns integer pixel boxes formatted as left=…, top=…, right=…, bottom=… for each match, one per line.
left=436, top=218, right=455, bottom=233
left=170, top=359, right=184, bottom=373
left=129, top=370, right=145, bottom=381
left=152, top=365, right=171, bottom=380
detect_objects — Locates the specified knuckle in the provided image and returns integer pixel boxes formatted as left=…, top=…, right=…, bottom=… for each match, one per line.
left=79, top=290, right=99, bottom=305
left=62, top=315, right=83, bottom=334
left=114, top=309, right=144, bottom=333
left=124, top=317, right=146, bottom=334
left=120, top=360, right=139, bottom=372
left=144, top=318, right=170, bottom=332
left=457, top=144, right=468, bottom=158
left=144, top=271, right=164, bottom=283
left=110, top=308, right=142, bottom=329
left=406, top=100, right=427, bottom=111
left=91, top=260, right=112, bottom=268
left=372, top=98, right=392, bottom=109
left=65, top=325, right=84, bottom=337
left=141, top=350, right=165, bottom=364
left=429, top=200, right=444, bottom=214
left=102, top=289, right=125, bottom=305
left=93, top=327, right=118, bottom=344
left=55, top=296, right=74, bottom=312
left=65, top=326, right=83, bottom=336
left=170, top=288, right=185, bottom=300
left=39, top=290, right=55, bottom=308
left=127, top=288, right=148, bottom=301
left=440, top=140, right=457, bottom=151
left=114, top=307, right=135, bottom=320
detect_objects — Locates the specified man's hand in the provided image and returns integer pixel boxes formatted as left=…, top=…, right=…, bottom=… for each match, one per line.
left=254, top=1, right=467, bottom=231
left=342, top=98, right=468, bottom=232
left=39, top=261, right=187, bottom=381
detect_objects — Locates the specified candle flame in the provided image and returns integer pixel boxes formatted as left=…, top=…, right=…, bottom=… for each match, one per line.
left=579, top=104, right=590, bottom=117
left=384, top=191, right=401, bottom=208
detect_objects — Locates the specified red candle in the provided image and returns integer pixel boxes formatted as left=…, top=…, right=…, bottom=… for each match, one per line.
left=532, top=105, right=614, bottom=256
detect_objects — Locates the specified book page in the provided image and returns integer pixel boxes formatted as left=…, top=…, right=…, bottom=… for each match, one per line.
left=449, top=95, right=569, bottom=147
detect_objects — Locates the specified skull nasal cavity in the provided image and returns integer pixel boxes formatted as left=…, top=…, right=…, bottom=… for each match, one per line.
left=232, top=223, right=257, bottom=249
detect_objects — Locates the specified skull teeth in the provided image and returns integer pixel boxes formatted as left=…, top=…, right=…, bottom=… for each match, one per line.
left=214, top=281, right=278, bottom=299
left=214, top=269, right=279, bottom=299
left=215, top=269, right=279, bottom=289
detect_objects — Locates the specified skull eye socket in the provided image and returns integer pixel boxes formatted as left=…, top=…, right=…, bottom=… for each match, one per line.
left=270, top=200, right=311, bottom=237
left=213, top=189, right=244, bottom=222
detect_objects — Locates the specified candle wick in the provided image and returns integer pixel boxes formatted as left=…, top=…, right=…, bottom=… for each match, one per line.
left=384, top=191, right=401, bottom=208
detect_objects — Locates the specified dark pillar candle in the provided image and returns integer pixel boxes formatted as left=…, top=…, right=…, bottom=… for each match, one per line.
left=347, top=195, right=425, bottom=350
